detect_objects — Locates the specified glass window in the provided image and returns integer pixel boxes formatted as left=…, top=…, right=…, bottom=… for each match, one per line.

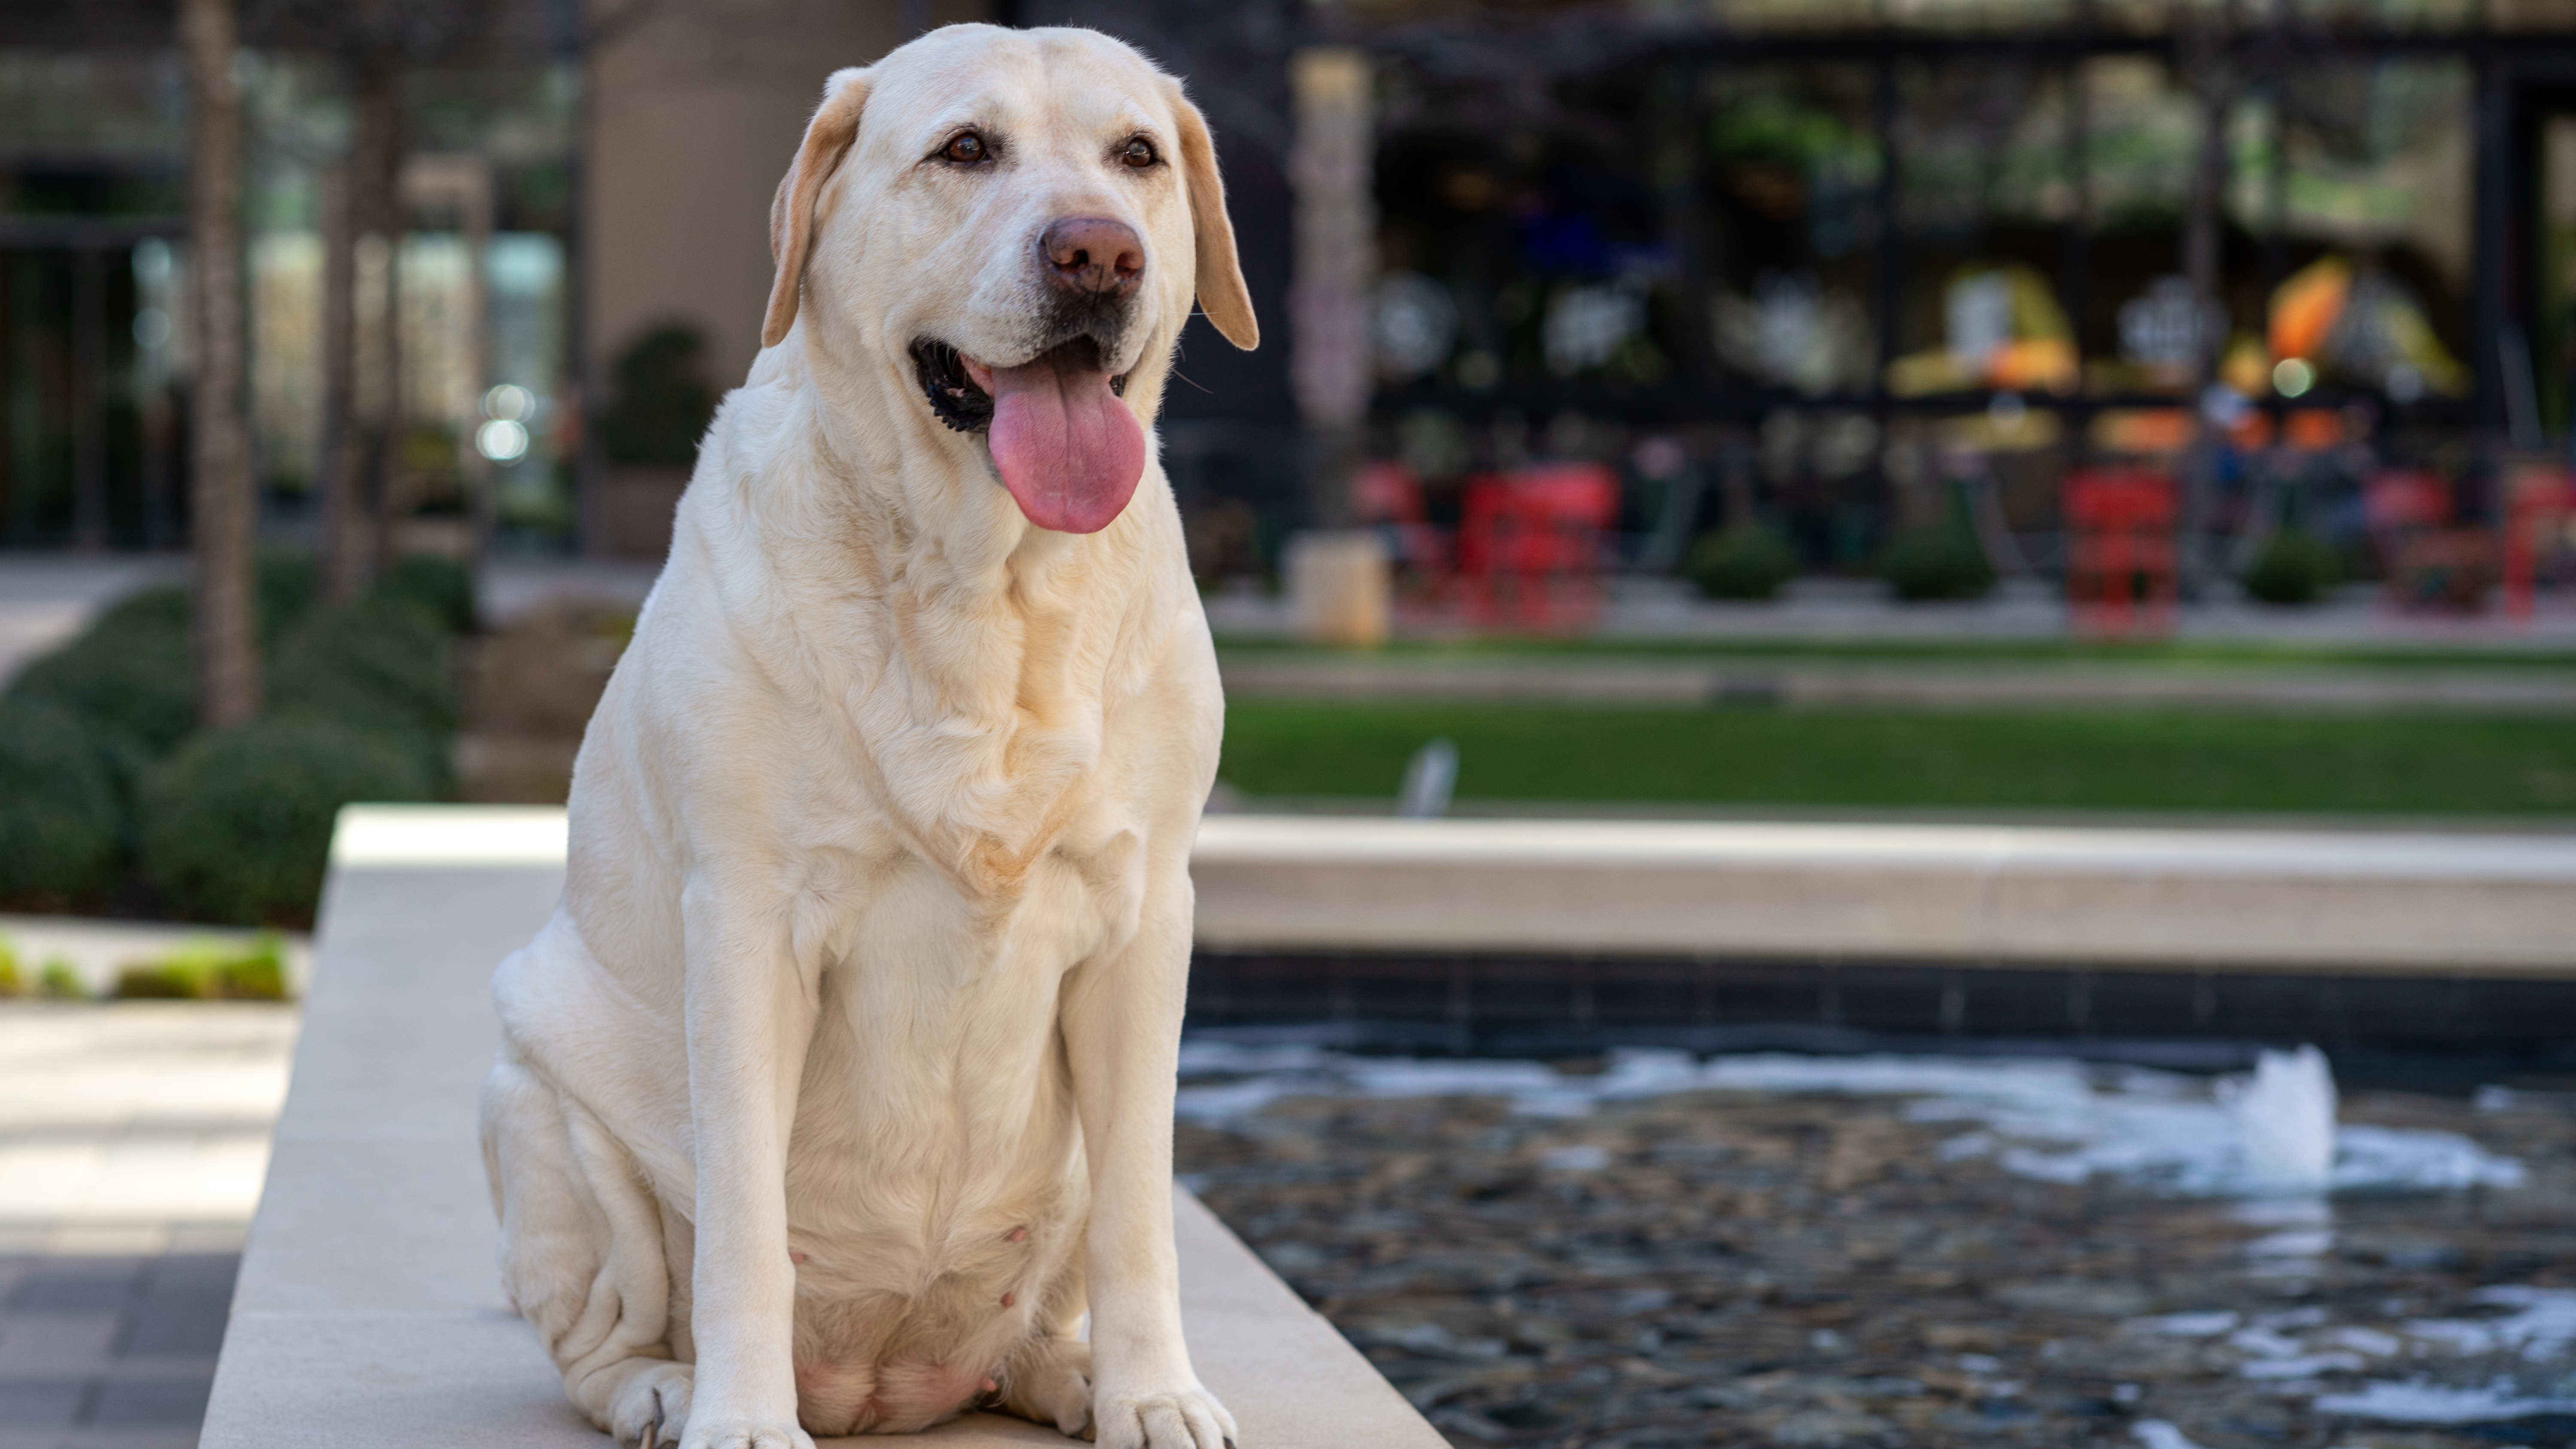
left=1886, top=60, right=2081, bottom=405
left=1371, top=52, right=1692, bottom=401
left=1702, top=64, right=1883, bottom=399
left=2258, top=60, right=2472, bottom=405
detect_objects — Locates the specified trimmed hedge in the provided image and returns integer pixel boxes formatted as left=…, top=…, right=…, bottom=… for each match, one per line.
left=140, top=718, right=434, bottom=927
left=5, top=587, right=194, bottom=757
left=1686, top=527, right=1800, bottom=601
left=0, top=554, right=465, bottom=929
left=375, top=553, right=477, bottom=634
left=0, top=700, right=123, bottom=910
left=1881, top=527, right=1997, bottom=602
left=267, top=595, right=456, bottom=785
left=2243, top=531, right=2341, bottom=607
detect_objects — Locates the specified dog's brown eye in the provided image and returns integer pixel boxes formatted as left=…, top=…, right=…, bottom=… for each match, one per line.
left=1119, top=137, right=1157, bottom=169
left=943, top=132, right=987, bottom=164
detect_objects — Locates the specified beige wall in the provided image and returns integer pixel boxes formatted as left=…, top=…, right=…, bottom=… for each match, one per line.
left=587, top=0, right=990, bottom=394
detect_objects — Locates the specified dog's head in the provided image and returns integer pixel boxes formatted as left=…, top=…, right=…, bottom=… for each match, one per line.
left=762, top=25, right=1258, bottom=535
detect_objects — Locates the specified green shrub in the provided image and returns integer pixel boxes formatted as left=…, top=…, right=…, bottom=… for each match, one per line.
left=1881, top=528, right=1997, bottom=602
left=111, top=933, right=290, bottom=1001
left=89, top=584, right=190, bottom=638
left=2242, top=530, right=2341, bottom=607
left=0, top=939, right=19, bottom=996
left=5, top=590, right=193, bottom=756
left=257, top=553, right=315, bottom=646
left=111, top=963, right=196, bottom=998
left=140, top=718, right=433, bottom=927
left=374, top=554, right=477, bottom=634
left=600, top=322, right=718, bottom=467
left=1685, top=527, right=1800, bottom=601
left=0, top=700, right=124, bottom=910
left=267, top=596, right=456, bottom=782
left=37, top=959, right=84, bottom=999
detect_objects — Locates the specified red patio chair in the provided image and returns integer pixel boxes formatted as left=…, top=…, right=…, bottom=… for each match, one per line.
left=1456, top=464, right=1619, bottom=630
left=2502, top=464, right=2575, bottom=618
left=2364, top=470, right=2489, bottom=612
left=1350, top=459, right=1454, bottom=600
left=2061, top=468, right=2177, bottom=637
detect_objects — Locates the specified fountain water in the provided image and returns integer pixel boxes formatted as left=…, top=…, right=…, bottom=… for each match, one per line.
left=2223, top=1045, right=2339, bottom=1192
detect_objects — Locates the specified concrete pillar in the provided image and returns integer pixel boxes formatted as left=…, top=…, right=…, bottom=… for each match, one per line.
left=1288, top=46, right=1374, bottom=531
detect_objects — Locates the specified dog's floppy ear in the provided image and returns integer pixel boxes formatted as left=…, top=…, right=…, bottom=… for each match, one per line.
left=763, top=67, right=872, bottom=349
left=1163, top=82, right=1258, bottom=351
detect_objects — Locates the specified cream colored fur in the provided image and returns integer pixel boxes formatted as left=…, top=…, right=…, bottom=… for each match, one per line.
left=479, top=25, right=1255, bottom=1449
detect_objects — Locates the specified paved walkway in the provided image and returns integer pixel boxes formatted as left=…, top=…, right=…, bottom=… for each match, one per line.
left=0, top=557, right=180, bottom=690
left=1218, top=651, right=2576, bottom=710
left=1206, top=575, right=2576, bottom=648
left=0, top=555, right=664, bottom=690
left=0, top=1004, right=298, bottom=1449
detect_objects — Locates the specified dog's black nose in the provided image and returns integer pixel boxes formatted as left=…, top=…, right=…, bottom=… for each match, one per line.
left=1039, top=217, right=1144, bottom=300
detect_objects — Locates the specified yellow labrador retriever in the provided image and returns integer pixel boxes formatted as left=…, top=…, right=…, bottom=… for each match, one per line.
left=479, top=24, right=1256, bottom=1449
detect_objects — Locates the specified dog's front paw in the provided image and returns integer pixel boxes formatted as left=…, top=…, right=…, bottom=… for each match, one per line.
left=676, top=1416, right=816, bottom=1449
left=1093, top=1383, right=1236, bottom=1449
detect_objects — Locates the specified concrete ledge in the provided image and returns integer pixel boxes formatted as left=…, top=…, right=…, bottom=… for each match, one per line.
left=200, top=807, right=1442, bottom=1449
left=1191, top=815, right=2576, bottom=974
left=323, top=806, right=2576, bottom=974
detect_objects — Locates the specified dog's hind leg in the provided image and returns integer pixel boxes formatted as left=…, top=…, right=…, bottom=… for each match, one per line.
left=483, top=1045, right=695, bottom=1448
left=997, top=1334, right=1093, bottom=1437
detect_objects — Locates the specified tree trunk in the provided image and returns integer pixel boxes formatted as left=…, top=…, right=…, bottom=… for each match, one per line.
left=355, top=67, right=407, bottom=580
left=314, top=159, right=365, bottom=602
left=337, top=63, right=404, bottom=596
left=182, top=0, right=258, bottom=729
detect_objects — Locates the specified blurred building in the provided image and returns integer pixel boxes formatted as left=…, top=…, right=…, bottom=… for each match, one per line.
left=1334, top=0, right=2570, bottom=582
left=5, top=0, right=2576, bottom=576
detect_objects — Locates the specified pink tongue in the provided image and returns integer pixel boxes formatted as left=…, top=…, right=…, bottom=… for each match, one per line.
left=986, top=346, right=1145, bottom=534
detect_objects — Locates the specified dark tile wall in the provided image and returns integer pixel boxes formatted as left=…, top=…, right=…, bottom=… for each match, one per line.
left=1186, top=948, right=2576, bottom=1064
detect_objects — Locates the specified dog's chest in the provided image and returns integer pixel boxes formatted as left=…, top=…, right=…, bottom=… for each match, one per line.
left=835, top=663, right=1149, bottom=914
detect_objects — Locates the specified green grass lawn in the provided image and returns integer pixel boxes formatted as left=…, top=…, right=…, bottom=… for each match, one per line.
left=1218, top=703, right=2576, bottom=817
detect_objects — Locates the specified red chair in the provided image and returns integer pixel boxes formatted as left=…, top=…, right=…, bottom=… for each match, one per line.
left=1456, top=464, right=1619, bottom=630
left=2364, top=470, right=2488, bottom=613
left=1350, top=460, right=1454, bottom=602
left=2503, top=465, right=2575, bottom=618
left=2062, top=468, right=2177, bottom=637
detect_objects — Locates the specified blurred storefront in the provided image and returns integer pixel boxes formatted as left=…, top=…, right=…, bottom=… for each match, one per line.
left=1290, top=0, right=2576, bottom=601
left=0, top=3, right=579, bottom=555
left=9, top=0, right=2576, bottom=590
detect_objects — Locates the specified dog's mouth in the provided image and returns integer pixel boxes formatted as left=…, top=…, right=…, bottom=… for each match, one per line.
left=910, top=338, right=1127, bottom=435
left=909, top=337, right=1141, bottom=535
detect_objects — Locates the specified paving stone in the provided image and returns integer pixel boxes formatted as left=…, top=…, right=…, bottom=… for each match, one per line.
left=0, top=1379, right=85, bottom=1430
left=118, top=1256, right=235, bottom=1358
left=9, top=1262, right=140, bottom=1315
left=84, top=1376, right=211, bottom=1426
left=0, top=1253, right=238, bottom=1441
left=61, top=1431, right=203, bottom=1449
left=0, top=1315, right=120, bottom=1374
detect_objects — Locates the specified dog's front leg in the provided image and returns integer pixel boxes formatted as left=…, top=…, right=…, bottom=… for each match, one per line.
left=678, top=884, right=818, bottom=1449
left=1062, top=896, right=1237, bottom=1449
